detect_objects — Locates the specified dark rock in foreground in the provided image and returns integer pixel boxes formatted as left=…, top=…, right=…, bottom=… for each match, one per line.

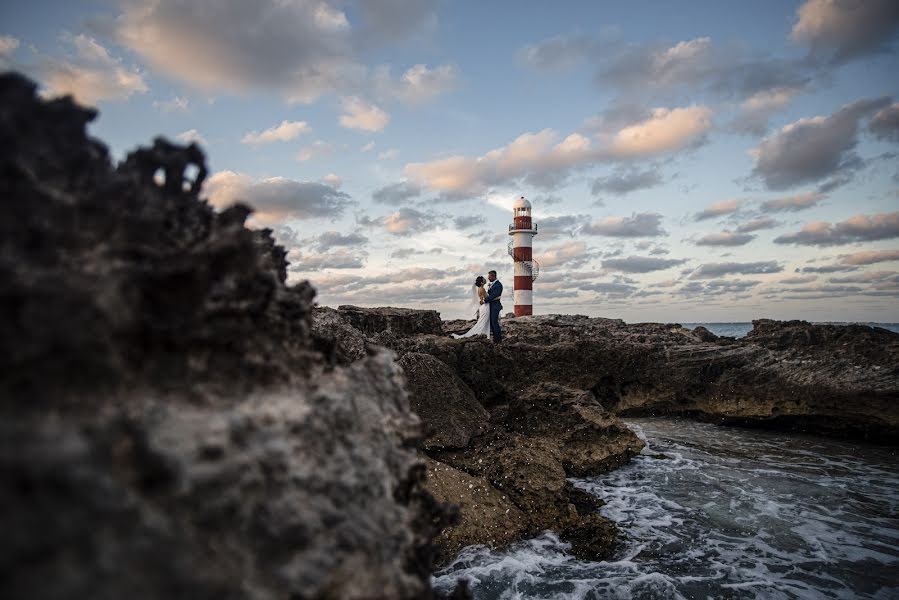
left=0, top=73, right=460, bottom=600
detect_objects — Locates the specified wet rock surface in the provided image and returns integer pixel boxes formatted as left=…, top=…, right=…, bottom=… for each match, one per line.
left=0, top=73, right=461, bottom=600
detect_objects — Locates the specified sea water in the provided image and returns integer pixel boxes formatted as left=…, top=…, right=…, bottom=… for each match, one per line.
left=433, top=419, right=899, bottom=599
left=681, top=322, right=899, bottom=338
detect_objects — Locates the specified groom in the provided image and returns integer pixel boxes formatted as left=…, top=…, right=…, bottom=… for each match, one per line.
left=485, top=270, right=503, bottom=344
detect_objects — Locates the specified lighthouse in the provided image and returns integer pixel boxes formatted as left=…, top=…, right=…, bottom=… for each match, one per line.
left=507, top=196, right=539, bottom=316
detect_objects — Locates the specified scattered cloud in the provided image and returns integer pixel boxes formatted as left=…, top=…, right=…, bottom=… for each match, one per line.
left=605, top=105, right=712, bottom=158
left=869, top=102, right=899, bottom=142
left=536, top=215, right=589, bottom=239
left=38, top=34, right=148, bottom=105
left=296, top=140, right=334, bottom=161
left=378, top=207, right=443, bottom=235
left=539, top=241, right=594, bottom=268
left=242, top=120, right=310, bottom=145
left=694, top=199, right=740, bottom=221
left=291, top=248, right=367, bottom=269
left=153, top=95, right=189, bottom=112
left=827, top=271, right=897, bottom=284
left=839, top=249, right=899, bottom=265
left=204, top=170, right=352, bottom=223
left=791, top=0, right=899, bottom=64
left=736, top=216, right=779, bottom=232
left=779, top=275, right=818, bottom=284
left=601, top=256, right=688, bottom=273
left=381, top=63, right=459, bottom=104
left=774, top=211, right=899, bottom=245
left=581, top=213, right=666, bottom=237
left=591, top=167, right=664, bottom=196
left=0, top=35, right=19, bottom=62
left=175, top=129, right=207, bottom=145
left=361, top=141, right=375, bottom=152
left=695, top=231, right=755, bottom=246
left=731, top=86, right=802, bottom=134
left=307, top=231, right=368, bottom=251
left=339, top=96, right=389, bottom=132
left=751, top=97, right=891, bottom=190
left=372, top=181, right=421, bottom=205
left=321, top=173, right=342, bottom=188
left=517, top=32, right=606, bottom=72
left=759, top=191, right=823, bottom=212
left=689, top=261, right=782, bottom=279
left=454, top=215, right=485, bottom=229
left=378, top=148, right=399, bottom=160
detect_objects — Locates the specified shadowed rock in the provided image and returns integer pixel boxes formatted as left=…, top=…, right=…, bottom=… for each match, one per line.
left=0, top=72, right=463, bottom=600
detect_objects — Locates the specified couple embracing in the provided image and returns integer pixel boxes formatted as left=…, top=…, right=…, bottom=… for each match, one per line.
left=452, top=270, right=503, bottom=344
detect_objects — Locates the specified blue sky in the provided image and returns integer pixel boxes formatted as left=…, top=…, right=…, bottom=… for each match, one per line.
left=2, top=0, right=898, bottom=321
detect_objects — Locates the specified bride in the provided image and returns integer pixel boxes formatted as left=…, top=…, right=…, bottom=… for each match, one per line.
left=452, top=276, right=491, bottom=339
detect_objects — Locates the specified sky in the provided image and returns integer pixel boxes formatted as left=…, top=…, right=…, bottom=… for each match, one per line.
left=2, top=0, right=898, bottom=322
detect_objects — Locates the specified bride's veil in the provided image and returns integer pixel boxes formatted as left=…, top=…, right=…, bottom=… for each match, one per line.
left=469, top=284, right=480, bottom=310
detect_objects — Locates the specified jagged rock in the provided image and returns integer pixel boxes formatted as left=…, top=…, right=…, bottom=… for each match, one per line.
left=311, top=306, right=368, bottom=364
left=692, top=325, right=718, bottom=342
left=506, top=383, right=643, bottom=476
left=422, top=457, right=526, bottom=562
left=337, top=305, right=443, bottom=336
left=0, top=73, right=463, bottom=600
left=398, top=353, right=489, bottom=450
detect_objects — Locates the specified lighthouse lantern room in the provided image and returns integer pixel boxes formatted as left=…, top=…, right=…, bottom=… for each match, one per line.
left=507, top=196, right=539, bottom=316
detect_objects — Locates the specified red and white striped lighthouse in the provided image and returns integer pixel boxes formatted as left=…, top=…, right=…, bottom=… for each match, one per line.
left=508, top=196, right=539, bottom=316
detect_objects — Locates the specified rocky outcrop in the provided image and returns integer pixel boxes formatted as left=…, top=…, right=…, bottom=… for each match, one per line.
left=0, top=73, right=460, bottom=600
left=337, top=305, right=444, bottom=337
left=398, top=352, right=489, bottom=450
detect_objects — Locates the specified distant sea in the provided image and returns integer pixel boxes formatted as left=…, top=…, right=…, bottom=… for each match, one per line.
left=681, top=322, right=899, bottom=338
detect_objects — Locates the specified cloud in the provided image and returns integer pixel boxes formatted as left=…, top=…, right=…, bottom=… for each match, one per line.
left=791, top=0, right=899, bottom=63
left=760, top=191, right=823, bottom=212
left=736, top=216, right=779, bottom=232
left=694, top=199, right=741, bottom=221
left=242, top=120, right=310, bottom=144
left=731, top=86, right=803, bottom=135
left=339, top=96, right=389, bottom=132
left=0, top=35, right=19, bottom=64
left=152, top=95, right=190, bottom=112
left=307, top=231, right=368, bottom=251
left=361, top=141, right=375, bottom=152
left=38, top=34, right=148, bottom=105
left=539, top=241, right=594, bottom=268
left=379, top=207, right=443, bottom=235
left=800, top=264, right=859, bottom=273
left=204, top=170, right=352, bottom=223
left=581, top=213, right=665, bottom=237
left=601, top=256, right=687, bottom=273
left=774, top=211, right=899, bottom=245
left=751, top=97, right=891, bottom=190
left=779, top=275, right=818, bottom=284
left=372, top=181, right=421, bottom=205
left=839, top=249, right=899, bottom=265
left=517, top=32, right=608, bottom=71
left=378, top=149, right=399, bottom=160
left=600, top=37, right=717, bottom=93
left=695, top=231, right=755, bottom=246
left=606, top=106, right=712, bottom=158
left=535, top=214, right=589, bottom=239
left=175, top=129, right=207, bottom=146
left=453, top=215, right=485, bottom=230
left=321, top=173, right=342, bottom=188
left=382, top=63, right=459, bottom=104
left=405, top=105, right=711, bottom=194
left=290, top=249, right=367, bottom=269
left=827, top=271, right=897, bottom=284
left=591, top=167, right=663, bottom=196
left=869, top=102, right=899, bottom=142
left=296, top=140, right=334, bottom=161
left=689, top=261, right=782, bottom=279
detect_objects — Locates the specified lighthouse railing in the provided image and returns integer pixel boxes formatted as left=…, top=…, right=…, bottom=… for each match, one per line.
left=508, top=223, right=538, bottom=232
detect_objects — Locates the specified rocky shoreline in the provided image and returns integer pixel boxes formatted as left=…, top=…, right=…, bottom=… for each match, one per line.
left=314, top=306, right=899, bottom=564
left=4, top=71, right=897, bottom=598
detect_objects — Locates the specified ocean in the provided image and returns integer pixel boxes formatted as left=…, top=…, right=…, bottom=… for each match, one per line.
left=681, top=322, right=899, bottom=338
left=433, top=418, right=899, bottom=599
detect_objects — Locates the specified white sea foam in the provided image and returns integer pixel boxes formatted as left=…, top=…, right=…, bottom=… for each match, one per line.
left=433, top=418, right=899, bottom=599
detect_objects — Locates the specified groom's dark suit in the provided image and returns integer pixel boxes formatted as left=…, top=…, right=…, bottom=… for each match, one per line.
left=485, top=280, right=503, bottom=343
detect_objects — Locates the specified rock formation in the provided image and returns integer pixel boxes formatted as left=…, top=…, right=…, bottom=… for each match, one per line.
left=314, top=306, right=899, bottom=563
left=0, top=73, right=462, bottom=600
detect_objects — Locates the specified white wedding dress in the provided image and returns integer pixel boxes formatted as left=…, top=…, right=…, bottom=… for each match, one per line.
left=452, top=286, right=491, bottom=339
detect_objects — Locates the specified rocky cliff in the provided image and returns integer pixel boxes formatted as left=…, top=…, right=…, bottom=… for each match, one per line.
left=0, top=73, right=462, bottom=600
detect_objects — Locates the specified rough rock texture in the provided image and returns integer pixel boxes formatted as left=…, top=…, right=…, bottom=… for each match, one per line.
left=0, top=73, right=461, bottom=600
left=311, top=306, right=368, bottom=364
left=337, top=305, right=444, bottom=337
left=319, top=306, right=899, bottom=563
left=398, top=352, right=490, bottom=450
